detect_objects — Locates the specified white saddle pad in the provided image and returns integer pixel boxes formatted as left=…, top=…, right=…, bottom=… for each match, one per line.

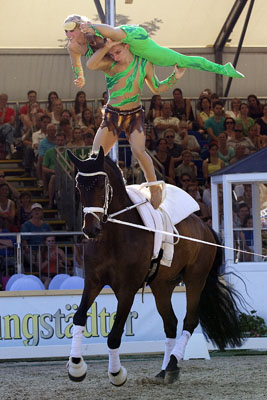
left=126, top=183, right=199, bottom=267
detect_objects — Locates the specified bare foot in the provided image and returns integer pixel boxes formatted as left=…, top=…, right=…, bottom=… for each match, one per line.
left=149, top=185, right=162, bottom=209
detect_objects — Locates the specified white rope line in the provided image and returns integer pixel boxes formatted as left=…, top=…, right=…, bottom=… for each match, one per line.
left=109, top=200, right=148, bottom=218
left=107, top=216, right=267, bottom=260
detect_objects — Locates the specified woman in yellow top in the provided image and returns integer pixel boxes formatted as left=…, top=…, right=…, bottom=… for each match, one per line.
left=202, top=142, right=225, bottom=182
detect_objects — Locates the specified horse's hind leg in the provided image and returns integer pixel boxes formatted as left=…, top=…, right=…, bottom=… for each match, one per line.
left=67, top=287, right=100, bottom=382
left=150, top=281, right=178, bottom=383
left=165, top=271, right=208, bottom=383
left=107, top=292, right=136, bottom=386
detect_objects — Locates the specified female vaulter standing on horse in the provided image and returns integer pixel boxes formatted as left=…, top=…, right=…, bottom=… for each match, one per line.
left=64, top=15, right=244, bottom=209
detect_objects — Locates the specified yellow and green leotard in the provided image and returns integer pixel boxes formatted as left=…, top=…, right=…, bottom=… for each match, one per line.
left=88, top=24, right=244, bottom=79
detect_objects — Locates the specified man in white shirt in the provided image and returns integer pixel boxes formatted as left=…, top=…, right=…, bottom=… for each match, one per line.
left=176, top=121, right=201, bottom=158
left=32, top=115, right=51, bottom=156
left=153, top=102, right=179, bottom=139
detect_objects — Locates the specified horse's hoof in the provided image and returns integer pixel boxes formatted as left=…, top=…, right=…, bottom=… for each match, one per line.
left=164, top=355, right=180, bottom=384
left=108, top=366, right=127, bottom=386
left=67, top=357, right=87, bottom=382
left=154, top=369, right=165, bottom=381
left=153, top=370, right=165, bottom=384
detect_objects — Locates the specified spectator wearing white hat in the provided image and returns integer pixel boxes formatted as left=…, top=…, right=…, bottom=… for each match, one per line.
left=21, top=203, right=51, bottom=248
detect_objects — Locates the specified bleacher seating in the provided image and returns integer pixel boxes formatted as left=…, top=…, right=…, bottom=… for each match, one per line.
left=9, top=276, right=45, bottom=291
left=48, top=273, right=70, bottom=290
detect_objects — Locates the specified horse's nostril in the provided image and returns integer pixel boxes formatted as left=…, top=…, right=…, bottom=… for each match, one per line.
left=83, top=226, right=101, bottom=239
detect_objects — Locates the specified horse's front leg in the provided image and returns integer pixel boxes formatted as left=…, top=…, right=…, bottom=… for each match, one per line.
left=67, top=286, right=100, bottom=382
left=107, top=292, right=135, bottom=387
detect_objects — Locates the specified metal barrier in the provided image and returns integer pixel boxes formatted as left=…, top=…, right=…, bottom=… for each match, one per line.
left=54, top=147, right=81, bottom=231
left=0, top=231, right=84, bottom=289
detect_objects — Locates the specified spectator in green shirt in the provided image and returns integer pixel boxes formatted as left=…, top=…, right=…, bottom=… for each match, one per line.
left=204, top=101, right=225, bottom=142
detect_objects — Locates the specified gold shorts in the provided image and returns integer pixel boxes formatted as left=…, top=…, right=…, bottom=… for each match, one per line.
left=100, top=104, right=144, bottom=138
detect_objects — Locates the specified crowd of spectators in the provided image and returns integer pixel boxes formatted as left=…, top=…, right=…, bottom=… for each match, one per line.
left=140, top=88, right=266, bottom=262
left=0, top=86, right=267, bottom=286
left=0, top=89, right=108, bottom=287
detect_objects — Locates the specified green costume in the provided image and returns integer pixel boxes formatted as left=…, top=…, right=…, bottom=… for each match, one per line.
left=120, top=25, right=244, bottom=78
left=105, top=55, right=147, bottom=107
left=105, top=55, right=179, bottom=108
left=88, top=24, right=244, bottom=79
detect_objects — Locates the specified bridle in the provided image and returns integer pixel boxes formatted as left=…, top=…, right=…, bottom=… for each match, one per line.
left=76, top=171, right=113, bottom=223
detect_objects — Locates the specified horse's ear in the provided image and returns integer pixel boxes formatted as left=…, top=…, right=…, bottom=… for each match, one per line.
left=67, top=149, right=84, bottom=170
left=96, top=146, right=105, bottom=165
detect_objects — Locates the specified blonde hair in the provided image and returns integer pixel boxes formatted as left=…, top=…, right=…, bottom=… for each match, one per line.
left=64, top=14, right=89, bottom=25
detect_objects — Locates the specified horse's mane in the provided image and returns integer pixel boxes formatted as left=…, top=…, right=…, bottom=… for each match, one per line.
left=104, top=156, right=127, bottom=190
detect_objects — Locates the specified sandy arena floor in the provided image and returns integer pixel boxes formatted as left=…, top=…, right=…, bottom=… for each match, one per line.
left=1, top=354, right=267, bottom=400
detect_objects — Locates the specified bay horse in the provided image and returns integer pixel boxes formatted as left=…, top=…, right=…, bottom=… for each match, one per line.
left=67, top=147, right=243, bottom=385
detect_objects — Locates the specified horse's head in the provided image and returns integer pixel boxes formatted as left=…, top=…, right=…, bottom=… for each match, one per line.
left=67, top=147, right=113, bottom=239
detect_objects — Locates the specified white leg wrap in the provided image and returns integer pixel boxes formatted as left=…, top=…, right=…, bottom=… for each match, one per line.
left=108, top=347, right=121, bottom=373
left=70, top=325, right=84, bottom=358
left=161, top=338, right=176, bottom=370
left=171, top=330, right=191, bottom=361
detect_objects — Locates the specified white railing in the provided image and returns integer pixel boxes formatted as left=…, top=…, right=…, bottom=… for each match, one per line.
left=0, top=231, right=84, bottom=283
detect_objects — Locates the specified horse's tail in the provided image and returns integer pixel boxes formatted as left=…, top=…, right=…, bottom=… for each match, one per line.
left=198, top=229, right=244, bottom=350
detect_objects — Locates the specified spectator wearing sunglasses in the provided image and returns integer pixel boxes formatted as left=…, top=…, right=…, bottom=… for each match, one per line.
left=223, top=117, right=236, bottom=139
left=174, top=150, right=197, bottom=184
left=178, top=173, right=192, bottom=191
left=227, top=123, right=256, bottom=154
left=164, top=128, right=183, bottom=160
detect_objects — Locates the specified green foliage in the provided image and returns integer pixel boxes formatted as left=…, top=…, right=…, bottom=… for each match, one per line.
left=239, top=310, right=267, bottom=337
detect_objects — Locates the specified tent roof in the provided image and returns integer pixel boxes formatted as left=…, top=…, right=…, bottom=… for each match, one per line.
left=1, top=0, right=267, bottom=49
left=212, top=148, right=267, bottom=176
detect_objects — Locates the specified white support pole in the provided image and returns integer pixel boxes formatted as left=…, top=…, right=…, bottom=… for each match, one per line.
left=252, top=182, right=262, bottom=261
left=211, top=179, right=220, bottom=234
left=223, top=175, right=234, bottom=278
left=16, top=232, right=22, bottom=274
left=105, top=0, right=118, bottom=163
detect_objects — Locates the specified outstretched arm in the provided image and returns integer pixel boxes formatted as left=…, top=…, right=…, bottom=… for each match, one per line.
left=80, top=22, right=126, bottom=41
left=145, top=63, right=186, bottom=94
left=68, top=46, right=85, bottom=88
